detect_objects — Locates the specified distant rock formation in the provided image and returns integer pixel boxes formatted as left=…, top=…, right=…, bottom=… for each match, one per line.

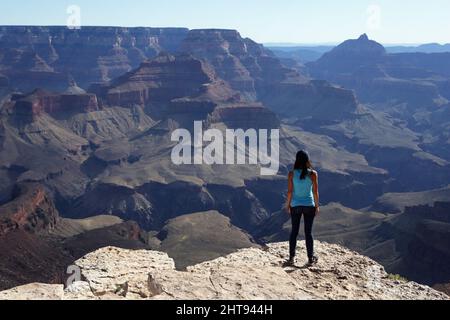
left=180, top=29, right=361, bottom=121
left=103, top=53, right=225, bottom=110
left=11, top=88, right=99, bottom=123
left=307, top=34, right=449, bottom=109
left=0, top=242, right=447, bottom=300
left=0, top=26, right=190, bottom=90
left=181, top=29, right=259, bottom=100
left=64, top=76, right=87, bottom=95
left=96, top=52, right=280, bottom=129
left=312, top=33, right=386, bottom=73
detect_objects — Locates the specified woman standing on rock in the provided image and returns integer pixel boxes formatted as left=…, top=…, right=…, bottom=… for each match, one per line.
left=285, top=150, right=320, bottom=266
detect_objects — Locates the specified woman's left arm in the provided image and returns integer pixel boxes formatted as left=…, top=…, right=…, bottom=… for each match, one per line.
left=311, top=171, right=320, bottom=216
left=285, top=171, right=294, bottom=214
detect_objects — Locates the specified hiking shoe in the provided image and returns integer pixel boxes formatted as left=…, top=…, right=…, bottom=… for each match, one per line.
left=308, top=256, right=319, bottom=265
left=283, top=258, right=295, bottom=267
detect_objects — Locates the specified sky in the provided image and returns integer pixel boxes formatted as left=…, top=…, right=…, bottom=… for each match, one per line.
left=0, top=0, right=449, bottom=45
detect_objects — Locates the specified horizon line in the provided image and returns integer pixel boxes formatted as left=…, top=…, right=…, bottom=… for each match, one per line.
left=1, top=24, right=449, bottom=47
left=263, top=42, right=450, bottom=47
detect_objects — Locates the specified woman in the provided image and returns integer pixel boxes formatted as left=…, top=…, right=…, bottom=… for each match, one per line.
left=285, top=150, right=320, bottom=266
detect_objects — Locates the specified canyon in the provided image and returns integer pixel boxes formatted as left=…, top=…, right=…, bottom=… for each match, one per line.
left=0, top=26, right=449, bottom=298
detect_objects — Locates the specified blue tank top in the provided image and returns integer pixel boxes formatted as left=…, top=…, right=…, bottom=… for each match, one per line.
left=291, top=169, right=315, bottom=207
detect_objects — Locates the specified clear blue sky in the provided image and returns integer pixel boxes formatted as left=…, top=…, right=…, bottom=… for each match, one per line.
left=1, top=0, right=449, bottom=44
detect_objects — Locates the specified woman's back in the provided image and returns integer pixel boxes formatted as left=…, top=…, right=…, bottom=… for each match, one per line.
left=291, top=169, right=315, bottom=207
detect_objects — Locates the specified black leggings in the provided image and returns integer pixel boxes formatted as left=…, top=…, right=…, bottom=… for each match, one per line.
left=289, top=206, right=316, bottom=259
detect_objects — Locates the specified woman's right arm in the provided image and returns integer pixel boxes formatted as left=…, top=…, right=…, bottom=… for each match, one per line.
left=285, top=171, right=294, bottom=213
left=311, top=171, right=320, bottom=216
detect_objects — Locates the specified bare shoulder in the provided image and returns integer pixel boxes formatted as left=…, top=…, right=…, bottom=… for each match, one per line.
left=310, top=170, right=319, bottom=178
left=288, top=171, right=294, bottom=179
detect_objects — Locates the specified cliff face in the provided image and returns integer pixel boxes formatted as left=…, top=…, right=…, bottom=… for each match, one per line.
left=103, top=53, right=221, bottom=110
left=11, top=89, right=99, bottom=123
left=97, top=52, right=280, bottom=129
left=180, top=29, right=360, bottom=121
left=0, top=26, right=190, bottom=90
left=0, top=241, right=447, bottom=300
left=0, top=183, right=73, bottom=290
left=0, top=183, right=58, bottom=236
left=180, top=29, right=258, bottom=100
left=208, top=103, right=280, bottom=129
left=257, top=80, right=360, bottom=121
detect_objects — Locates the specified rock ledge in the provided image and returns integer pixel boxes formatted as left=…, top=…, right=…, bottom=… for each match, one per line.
left=0, top=242, right=448, bottom=300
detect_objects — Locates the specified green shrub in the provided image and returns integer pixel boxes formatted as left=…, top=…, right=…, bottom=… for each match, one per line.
left=387, top=274, right=408, bottom=282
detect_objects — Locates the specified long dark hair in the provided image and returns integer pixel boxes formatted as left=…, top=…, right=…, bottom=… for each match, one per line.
left=294, top=150, right=312, bottom=180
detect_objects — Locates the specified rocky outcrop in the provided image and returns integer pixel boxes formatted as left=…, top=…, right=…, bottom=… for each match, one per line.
left=11, top=88, right=99, bottom=123
left=208, top=103, right=280, bottom=129
left=0, top=183, right=58, bottom=236
left=103, top=53, right=223, bottom=110
left=180, top=29, right=258, bottom=100
left=0, top=241, right=447, bottom=300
